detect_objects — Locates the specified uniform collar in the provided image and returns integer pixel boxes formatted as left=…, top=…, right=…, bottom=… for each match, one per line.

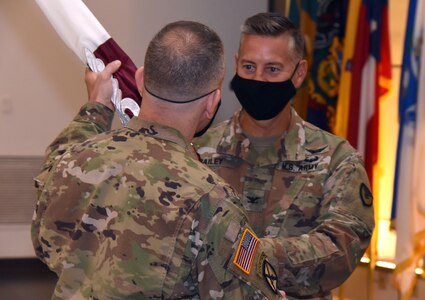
left=217, top=108, right=308, bottom=165
left=126, top=117, right=199, bottom=160
left=281, top=108, right=306, bottom=162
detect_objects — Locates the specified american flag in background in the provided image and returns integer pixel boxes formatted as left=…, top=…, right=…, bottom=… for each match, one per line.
left=233, top=228, right=259, bottom=274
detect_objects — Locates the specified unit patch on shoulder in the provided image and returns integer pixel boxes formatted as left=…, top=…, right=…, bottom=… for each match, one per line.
left=233, top=228, right=259, bottom=274
left=256, top=252, right=267, bottom=279
left=263, top=259, right=278, bottom=295
left=359, top=183, right=373, bottom=207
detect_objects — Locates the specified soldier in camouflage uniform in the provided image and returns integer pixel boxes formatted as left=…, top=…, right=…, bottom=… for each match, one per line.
left=32, top=21, right=281, bottom=300
left=194, top=13, right=375, bottom=300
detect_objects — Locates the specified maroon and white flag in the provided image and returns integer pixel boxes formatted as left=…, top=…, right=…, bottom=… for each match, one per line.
left=35, top=0, right=141, bottom=124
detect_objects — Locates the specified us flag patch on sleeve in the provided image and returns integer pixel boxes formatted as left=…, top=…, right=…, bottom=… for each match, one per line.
left=233, top=228, right=260, bottom=274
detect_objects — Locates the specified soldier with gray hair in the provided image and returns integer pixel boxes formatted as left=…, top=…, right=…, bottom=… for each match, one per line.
left=32, top=21, right=281, bottom=299
left=194, top=13, right=375, bottom=300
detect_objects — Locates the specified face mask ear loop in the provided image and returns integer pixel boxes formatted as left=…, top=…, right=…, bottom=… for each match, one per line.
left=290, top=61, right=300, bottom=80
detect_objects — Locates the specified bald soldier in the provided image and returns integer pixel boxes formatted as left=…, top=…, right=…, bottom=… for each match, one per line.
left=31, top=21, right=281, bottom=299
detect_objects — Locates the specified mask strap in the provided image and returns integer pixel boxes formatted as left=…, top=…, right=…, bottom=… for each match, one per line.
left=290, top=61, right=300, bottom=80
left=144, top=85, right=216, bottom=104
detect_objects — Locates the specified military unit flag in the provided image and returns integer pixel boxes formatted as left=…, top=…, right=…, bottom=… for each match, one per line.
left=35, top=0, right=140, bottom=124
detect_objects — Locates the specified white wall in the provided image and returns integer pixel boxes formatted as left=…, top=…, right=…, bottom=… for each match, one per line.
left=0, top=0, right=267, bottom=156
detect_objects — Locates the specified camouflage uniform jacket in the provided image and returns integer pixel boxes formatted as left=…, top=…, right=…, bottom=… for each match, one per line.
left=194, top=108, right=375, bottom=300
left=32, top=103, right=281, bottom=300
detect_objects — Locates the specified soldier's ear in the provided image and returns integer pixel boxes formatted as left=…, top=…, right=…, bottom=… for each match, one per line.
left=293, top=59, right=307, bottom=89
left=234, top=53, right=239, bottom=73
left=205, top=89, right=221, bottom=119
left=135, top=66, right=144, bottom=95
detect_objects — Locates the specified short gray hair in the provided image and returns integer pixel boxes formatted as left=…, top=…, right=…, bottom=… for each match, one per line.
left=240, top=13, right=306, bottom=61
left=144, top=21, right=224, bottom=102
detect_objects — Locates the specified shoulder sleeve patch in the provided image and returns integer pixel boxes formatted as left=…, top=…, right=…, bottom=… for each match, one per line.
left=233, top=228, right=260, bottom=274
left=262, top=259, right=278, bottom=294
left=360, top=183, right=373, bottom=207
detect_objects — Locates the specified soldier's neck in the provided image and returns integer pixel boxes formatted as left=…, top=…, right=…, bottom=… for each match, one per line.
left=138, top=108, right=195, bottom=142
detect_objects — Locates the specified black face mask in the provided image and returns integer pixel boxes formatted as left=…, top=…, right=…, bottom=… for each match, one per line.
left=230, top=64, right=298, bottom=120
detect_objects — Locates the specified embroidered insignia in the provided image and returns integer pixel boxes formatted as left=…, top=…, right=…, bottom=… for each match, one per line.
left=263, top=259, right=278, bottom=294
left=233, top=228, right=260, bottom=274
left=278, top=161, right=319, bottom=172
left=256, top=252, right=267, bottom=279
left=360, top=183, right=373, bottom=207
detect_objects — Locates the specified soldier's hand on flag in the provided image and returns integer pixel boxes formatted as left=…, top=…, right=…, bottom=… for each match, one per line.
left=85, top=60, right=121, bottom=111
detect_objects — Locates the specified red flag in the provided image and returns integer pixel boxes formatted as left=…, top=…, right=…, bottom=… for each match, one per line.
left=347, top=0, right=391, bottom=188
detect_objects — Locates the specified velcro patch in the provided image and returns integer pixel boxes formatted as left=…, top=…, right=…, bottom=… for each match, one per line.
left=233, top=228, right=259, bottom=274
left=256, top=252, right=267, bottom=279
left=263, top=259, right=278, bottom=294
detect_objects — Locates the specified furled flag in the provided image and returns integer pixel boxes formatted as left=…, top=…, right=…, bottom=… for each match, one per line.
left=290, top=0, right=391, bottom=189
left=304, top=0, right=347, bottom=133
left=34, top=0, right=141, bottom=125
left=334, top=0, right=361, bottom=140
left=289, top=0, right=348, bottom=128
left=391, top=0, right=425, bottom=299
left=345, top=0, right=391, bottom=189
left=288, top=0, right=319, bottom=119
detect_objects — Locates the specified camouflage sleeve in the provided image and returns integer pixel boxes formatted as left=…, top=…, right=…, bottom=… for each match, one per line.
left=35, top=103, right=114, bottom=193
left=32, top=103, right=114, bottom=262
left=195, top=184, right=281, bottom=299
left=261, top=152, right=374, bottom=297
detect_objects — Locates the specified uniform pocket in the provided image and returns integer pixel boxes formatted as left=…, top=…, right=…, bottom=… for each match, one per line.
left=241, top=166, right=272, bottom=212
left=264, top=174, right=307, bottom=237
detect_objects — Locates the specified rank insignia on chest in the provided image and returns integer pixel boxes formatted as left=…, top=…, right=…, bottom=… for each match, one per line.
left=233, top=228, right=260, bottom=274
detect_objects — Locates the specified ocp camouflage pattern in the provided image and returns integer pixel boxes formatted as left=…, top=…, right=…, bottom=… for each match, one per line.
left=194, top=108, right=375, bottom=300
left=32, top=103, right=281, bottom=300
